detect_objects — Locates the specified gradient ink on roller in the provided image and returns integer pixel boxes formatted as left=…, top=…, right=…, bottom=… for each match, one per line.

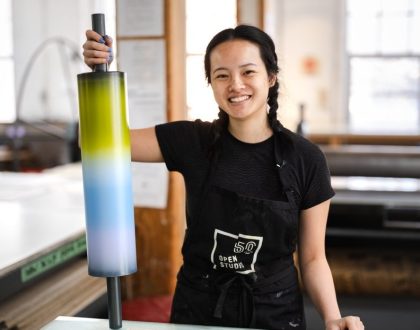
left=78, top=71, right=137, bottom=277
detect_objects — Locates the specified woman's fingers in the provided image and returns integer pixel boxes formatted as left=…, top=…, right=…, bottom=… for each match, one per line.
left=83, top=30, right=113, bottom=68
left=83, top=40, right=109, bottom=52
left=343, top=316, right=364, bottom=330
left=85, top=29, right=103, bottom=42
left=82, top=49, right=109, bottom=66
left=104, top=35, right=113, bottom=47
left=325, top=316, right=364, bottom=330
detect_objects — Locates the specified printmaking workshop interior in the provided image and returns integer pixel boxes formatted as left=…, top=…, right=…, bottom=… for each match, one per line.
left=0, top=0, right=419, bottom=329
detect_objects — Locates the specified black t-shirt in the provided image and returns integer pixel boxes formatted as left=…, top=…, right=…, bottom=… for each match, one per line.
left=155, top=120, right=334, bottom=224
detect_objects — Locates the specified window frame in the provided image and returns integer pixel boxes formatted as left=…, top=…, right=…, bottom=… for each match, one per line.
left=345, top=0, right=420, bottom=132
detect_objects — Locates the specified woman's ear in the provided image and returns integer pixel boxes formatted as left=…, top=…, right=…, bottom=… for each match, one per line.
left=269, top=75, right=277, bottom=87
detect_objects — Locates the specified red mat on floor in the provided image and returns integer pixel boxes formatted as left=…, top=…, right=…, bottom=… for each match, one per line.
left=122, top=295, right=173, bottom=323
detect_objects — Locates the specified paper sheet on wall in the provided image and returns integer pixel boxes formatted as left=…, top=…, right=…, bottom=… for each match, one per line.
left=118, top=39, right=168, bottom=209
left=117, top=0, right=164, bottom=37
left=118, top=40, right=166, bottom=127
left=130, top=162, right=168, bottom=209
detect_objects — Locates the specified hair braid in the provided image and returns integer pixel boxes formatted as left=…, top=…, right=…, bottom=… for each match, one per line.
left=267, top=80, right=283, bottom=133
left=208, top=108, right=229, bottom=162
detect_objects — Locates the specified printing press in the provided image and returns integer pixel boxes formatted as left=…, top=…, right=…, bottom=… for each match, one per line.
left=324, top=145, right=420, bottom=248
left=317, top=144, right=420, bottom=296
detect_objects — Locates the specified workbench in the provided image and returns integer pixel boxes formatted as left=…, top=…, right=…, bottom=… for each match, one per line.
left=42, top=316, right=259, bottom=330
left=0, top=164, right=107, bottom=329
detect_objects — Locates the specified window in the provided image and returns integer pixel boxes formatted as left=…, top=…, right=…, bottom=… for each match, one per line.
left=0, top=0, right=16, bottom=123
left=186, top=0, right=237, bottom=121
left=346, top=0, right=420, bottom=132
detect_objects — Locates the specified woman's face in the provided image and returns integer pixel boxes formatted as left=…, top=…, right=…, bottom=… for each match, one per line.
left=209, top=39, right=275, bottom=124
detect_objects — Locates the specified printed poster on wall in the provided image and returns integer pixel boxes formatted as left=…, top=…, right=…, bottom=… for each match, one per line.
left=117, top=0, right=164, bottom=37
left=118, top=39, right=168, bottom=209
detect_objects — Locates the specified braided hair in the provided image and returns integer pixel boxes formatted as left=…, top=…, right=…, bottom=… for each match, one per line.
left=204, top=25, right=286, bottom=161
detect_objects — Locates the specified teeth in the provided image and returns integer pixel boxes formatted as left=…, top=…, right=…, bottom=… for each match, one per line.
left=230, top=95, right=250, bottom=103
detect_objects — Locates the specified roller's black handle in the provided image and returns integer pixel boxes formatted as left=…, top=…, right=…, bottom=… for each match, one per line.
left=107, top=277, right=122, bottom=329
left=92, top=13, right=107, bottom=72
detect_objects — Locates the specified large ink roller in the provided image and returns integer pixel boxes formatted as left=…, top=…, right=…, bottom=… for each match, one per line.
left=77, top=13, right=137, bottom=329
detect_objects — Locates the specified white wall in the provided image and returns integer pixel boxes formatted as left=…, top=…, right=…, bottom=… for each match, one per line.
left=12, top=0, right=115, bottom=123
left=269, top=0, right=346, bottom=133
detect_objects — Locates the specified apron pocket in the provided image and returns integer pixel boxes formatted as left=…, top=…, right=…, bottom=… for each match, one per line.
left=170, top=280, right=215, bottom=325
left=254, top=282, right=306, bottom=330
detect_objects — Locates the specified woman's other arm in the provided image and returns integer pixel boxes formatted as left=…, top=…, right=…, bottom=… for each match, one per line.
left=298, top=200, right=364, bottom=330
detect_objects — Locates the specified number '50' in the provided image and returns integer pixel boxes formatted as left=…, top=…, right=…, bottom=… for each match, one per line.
left=234, top=241, right=257, bottom=254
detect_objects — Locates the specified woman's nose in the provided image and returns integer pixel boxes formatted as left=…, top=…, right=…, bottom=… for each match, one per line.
left=229, top=75, right=245, bottom=91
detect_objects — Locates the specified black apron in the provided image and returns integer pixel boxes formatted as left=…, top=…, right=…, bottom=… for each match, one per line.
left=170, top=132, right=306, bottom=330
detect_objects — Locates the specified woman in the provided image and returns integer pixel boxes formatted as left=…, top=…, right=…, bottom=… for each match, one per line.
left=83, top=25, right=364, bottom=330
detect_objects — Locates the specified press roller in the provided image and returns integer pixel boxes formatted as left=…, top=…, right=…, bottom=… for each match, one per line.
left=77, top=13, right=137, bottom=329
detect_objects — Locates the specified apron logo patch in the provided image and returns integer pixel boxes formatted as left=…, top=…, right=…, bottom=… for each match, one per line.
left=210, top=229, right=263, bottom=274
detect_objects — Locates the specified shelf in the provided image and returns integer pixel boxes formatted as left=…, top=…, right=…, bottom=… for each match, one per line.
left=0, top=258, right=107, bottom=330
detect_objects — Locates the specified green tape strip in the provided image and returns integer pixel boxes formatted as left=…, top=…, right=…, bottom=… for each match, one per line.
left=21, top=236, right=86, bottom=283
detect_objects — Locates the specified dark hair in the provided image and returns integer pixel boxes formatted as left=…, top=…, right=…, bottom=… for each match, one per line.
left=204, top=25, right=284, bottom=160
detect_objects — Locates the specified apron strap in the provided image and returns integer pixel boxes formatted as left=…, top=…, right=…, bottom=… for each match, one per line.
left=212, top=265, right=297, bottom=328
left=213, top=273, right=256, bottom=328
left=274, top=131, right=299, bottom=209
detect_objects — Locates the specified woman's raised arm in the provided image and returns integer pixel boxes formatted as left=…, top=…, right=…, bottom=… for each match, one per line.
left=130, top=128, right=164, bottom=163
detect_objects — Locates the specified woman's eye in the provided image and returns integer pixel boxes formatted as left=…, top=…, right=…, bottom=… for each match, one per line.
left=215, top=74, right=228, bottom=79
left=244, top=70, right=255, bottom=76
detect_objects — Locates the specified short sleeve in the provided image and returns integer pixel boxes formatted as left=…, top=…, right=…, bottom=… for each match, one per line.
left=155, top=120, right=212, bottom=173
left=297, top=139, right=335, bottom=210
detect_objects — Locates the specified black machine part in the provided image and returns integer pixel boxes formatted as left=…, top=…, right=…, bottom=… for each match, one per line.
left=91, top=13, right=107, bottom=73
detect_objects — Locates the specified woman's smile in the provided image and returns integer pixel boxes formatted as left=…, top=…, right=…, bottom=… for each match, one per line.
left=229, top=95, right=251, bottom=104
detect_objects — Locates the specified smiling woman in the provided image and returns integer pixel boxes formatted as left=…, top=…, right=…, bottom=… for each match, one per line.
left=83, top=23, right=364, bottom=329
